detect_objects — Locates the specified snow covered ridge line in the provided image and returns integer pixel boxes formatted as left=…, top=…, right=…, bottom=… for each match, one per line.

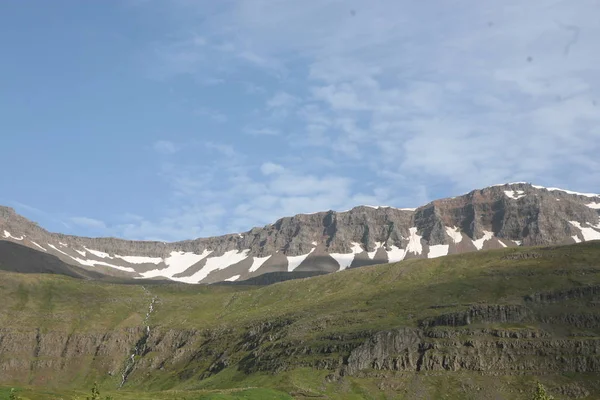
left=301, top=205, right=417, bottom=215
left=531, top=185, right=600, bottom=198
left=490, top=183, right=600, bottom=198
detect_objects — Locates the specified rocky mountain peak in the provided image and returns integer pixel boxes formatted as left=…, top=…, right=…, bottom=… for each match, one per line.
left=1, top=183, right=599, bottom=284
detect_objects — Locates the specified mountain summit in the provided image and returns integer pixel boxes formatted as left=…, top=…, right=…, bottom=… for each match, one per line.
left=1, top=183, right=599, bottom=284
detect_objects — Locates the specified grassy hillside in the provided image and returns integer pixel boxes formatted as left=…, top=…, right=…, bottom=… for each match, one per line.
left=2, top=242, right=600, bottom=399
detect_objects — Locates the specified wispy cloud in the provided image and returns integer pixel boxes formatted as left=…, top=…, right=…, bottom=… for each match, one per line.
left=114, top=0, right=600, bottom=240
left=244, top=127, right=280, bottom=136
left=266, top=91, right=298, bottom=109
left=195, top=106, right=228, bottom=123
left=70, top=216, right=107, bottom=230
left=260, top=162, right=285, bottom=175
left=153, top=140, right=179, bottom=155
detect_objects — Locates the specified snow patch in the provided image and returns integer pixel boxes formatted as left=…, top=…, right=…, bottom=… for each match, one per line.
left=569, top=221, right=600, bottom=241
left=31, top=241, right=47, bottom=252
left=572, top=235, right=582, bottom=243
left=141, top=250, right=212, bottom=279
left=367, top=241, right=383, bottom=259
left=287, top=247, right=316, bottom=272
left=386, top=246, right=406, bottom=263
left=428, top=244, right=449, bottom=259
left=514, top=240, right=522, bottom=246
left=47, top=244, right=135, bottom=272
left=360, top=205, right=416, bottom=211
left=311, top=241, right=318, bottom=246
left=115, top=255, right=163, bottom=264
left=445, top=226, right=463, bottom=243
left=531, top=185, right=600, bottom=198
left=498, top=240, right=507, bottom=248
left=71, top=256, right=136, bottom=273
left=225, top=275, right=241, bottom=282
left=48, top=244, right=71, bottom=257
left=406, top=227, right=423, bottom=255
left=330, top=242, right=364, bottom=270
left=587, top=203, right=600, bottom=209
left=59, top=242, right=68, bottom=247
left=491, top=182, right=529, bottom=187
left=173, top=249, right=251, bottom=283
left=249, top=255, right=272, bottom=273
left=3, top=230, right=24, bottom=241
left=473, top=231, right=494, bottom=250
left=504, top=190, right=526, bottom=200
left=84, top=247, right=111, bottom=259
left=75, top=249, right=86, bottom=257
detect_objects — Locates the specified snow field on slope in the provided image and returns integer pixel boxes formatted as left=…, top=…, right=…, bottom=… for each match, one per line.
left=140, top=250, right=212, bottom=279
left=287, top=247, right=316, bottom=272
left=330, top=242, right=364, bottom=270
left=173, top=249, right=251, bottom=283
left=428, top=244, right=449, bottom=258
left=569, top=221, right=600, bottom=241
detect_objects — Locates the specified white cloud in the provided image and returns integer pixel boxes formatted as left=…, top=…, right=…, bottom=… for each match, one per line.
left=266, top=91, right=298, bottom=109
left=195, top=106, right=228, bottom=123
left=153, top=140, right=178, bottom=155
left=244, top=127, right=280, bottom=136
left=260, top=162, right=285, bottom=176
left=70, top=217, right=107, bottom=230
left=117, top=0, right=600, bottom=240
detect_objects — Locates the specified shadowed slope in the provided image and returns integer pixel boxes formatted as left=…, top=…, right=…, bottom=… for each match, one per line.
left=0, top=240, right=105, bottom=279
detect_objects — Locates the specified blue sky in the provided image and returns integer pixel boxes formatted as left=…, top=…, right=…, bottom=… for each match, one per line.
left=1, top=0, right=598, bottom=241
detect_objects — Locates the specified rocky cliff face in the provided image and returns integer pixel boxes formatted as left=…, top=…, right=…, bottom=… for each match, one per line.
left=1, top=183, right=599, bottom=284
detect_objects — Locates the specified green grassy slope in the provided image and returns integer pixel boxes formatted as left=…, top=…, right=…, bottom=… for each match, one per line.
left=2, top=242, right=600, bottom=399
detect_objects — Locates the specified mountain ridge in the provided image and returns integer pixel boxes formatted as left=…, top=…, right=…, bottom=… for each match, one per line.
left=1, top=182, right=599, bottom=284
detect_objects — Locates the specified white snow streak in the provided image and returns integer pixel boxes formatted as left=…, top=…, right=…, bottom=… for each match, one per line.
left=406, top=227, right=423, bottom=255
left=504, top=190, right=526, bottom=200
left=75, top=249, right=86, bottom=257
left=514, top=240, right=522, bottom=246
left=249, top=255, right=272, bottom=273
left=587, top=203, right=600, bottom=209
left=330, top=242, right=364, bottom=270
left=287, top=253, right=311, bottom=272
left=473, top=231, right=494, bottom=250
left=569, top=221, right=600, bottom=241
left=58, top=242, right=68, bottom=247
left=173, top=249, right=251, bottom=283
left=386, top=246, right=406, bottom=263
left=84, top=247, right=111, bottom=259
left=361, top=205, right=416, bottom=211
left=48, top=244, right=71, bottom=257
left=572, top=235, right=582, bottom=243
left=367, top=241, right=383, bottom=259
left=115, top=255, right=162, bottom=264
left=491, top=182, right=529, bottom=187
left=287, top=247, right=316, bottom=272
left=428, top=244, right=449, bottom=259
left=225, top=275, right=241, bottom=282
left=498, top=240, right=507, bottom=248
left=531, top=185, right=600, bottom=198
left=48, top=243, right=135, bottom=272
left=445, top=226, right=463, bottom=243
left=31, top=241, right=47, bottom=252
left=140, top=250, right=212, bottom=279
left=71, top=257, right=136, bottom=273
left=3, top=230, right=24, bottom=241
